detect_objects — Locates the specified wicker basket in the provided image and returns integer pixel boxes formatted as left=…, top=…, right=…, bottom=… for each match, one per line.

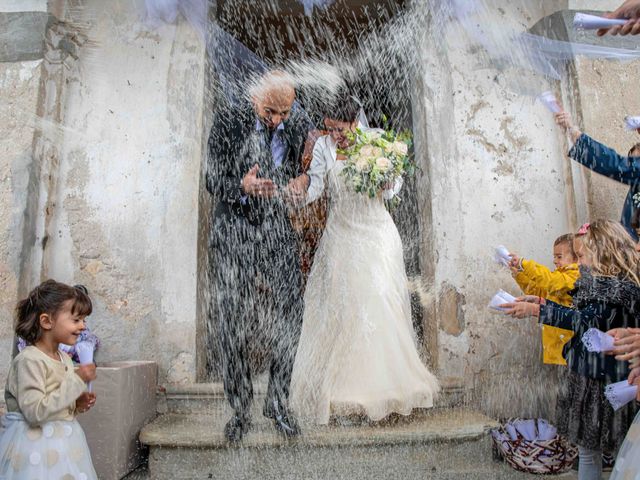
left=491, top=418, right=578, bottom=474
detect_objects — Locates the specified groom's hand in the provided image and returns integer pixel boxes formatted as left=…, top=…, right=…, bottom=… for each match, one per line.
left=283, top=174, right=309, bottom=205
left=242, top=164, right=277, bottom=198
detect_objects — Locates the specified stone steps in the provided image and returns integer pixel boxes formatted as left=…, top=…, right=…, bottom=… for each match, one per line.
left=158, top=376, right=467, bottom=416
left=141, top=381, right=586, bottom=480
left=139, top=407, right=590, bottom=480
left=140, top=408, right=507, bottom=479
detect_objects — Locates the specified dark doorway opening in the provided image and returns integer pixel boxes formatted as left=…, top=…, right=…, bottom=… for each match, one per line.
left=198, top=0, right=431, bottom=380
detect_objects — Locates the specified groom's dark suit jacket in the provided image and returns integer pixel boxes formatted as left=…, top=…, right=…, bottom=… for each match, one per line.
left=206, top=101, right=313, bottom=234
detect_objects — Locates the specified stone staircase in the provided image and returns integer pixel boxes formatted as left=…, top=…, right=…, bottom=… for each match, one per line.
left=137, top=377, right=583, bottom=480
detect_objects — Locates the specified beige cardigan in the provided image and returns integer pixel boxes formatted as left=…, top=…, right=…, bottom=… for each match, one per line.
left=4, top=346, right=87, bottom=425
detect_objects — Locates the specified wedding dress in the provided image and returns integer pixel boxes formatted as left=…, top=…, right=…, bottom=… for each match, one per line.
left=289, top=134, right=440, bottom=424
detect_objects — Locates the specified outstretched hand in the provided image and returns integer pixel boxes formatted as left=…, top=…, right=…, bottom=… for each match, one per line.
left=611, top=327, right=640, bottom=367
left=242, top=164, right=277, bottom=198
left=500, top=301, right=541, bottom=318
left=598, top=0, right=640, bottom=36
left=508, top=253, right=521, bottom=274
left=554, top=112, right=574, bottom=131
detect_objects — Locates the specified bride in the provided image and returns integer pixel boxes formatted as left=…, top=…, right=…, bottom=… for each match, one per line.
left=288, top=92, right=439, bottom=425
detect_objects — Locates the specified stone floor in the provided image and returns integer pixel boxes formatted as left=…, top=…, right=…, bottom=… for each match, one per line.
left=122, top=463, right=611, bottom=479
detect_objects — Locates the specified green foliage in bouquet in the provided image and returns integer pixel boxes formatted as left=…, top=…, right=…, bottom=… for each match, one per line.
left=338, top=126, right=414, bottom=205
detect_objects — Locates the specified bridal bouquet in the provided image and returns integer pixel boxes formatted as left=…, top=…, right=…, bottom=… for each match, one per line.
left=339, top=127, right=413, bottom=202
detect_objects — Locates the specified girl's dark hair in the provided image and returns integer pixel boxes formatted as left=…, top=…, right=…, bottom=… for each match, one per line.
left=628, top=143, right=640, bottom=157
left=320, top=87, right=362, bottom=123
left=15, top=280, right=92, bottom=345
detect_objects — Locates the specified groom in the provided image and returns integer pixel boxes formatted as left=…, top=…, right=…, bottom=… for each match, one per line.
left=206, top=71, right=312, bottom=442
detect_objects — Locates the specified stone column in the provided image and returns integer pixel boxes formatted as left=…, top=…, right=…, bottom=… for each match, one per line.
left=0, top=0, right=49, bottom=408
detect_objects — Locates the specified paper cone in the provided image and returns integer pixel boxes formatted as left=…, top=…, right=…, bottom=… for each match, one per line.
left=574, top=13, right=627, bottom=30
left=538, top=91, right=561, bottom=113
left=488, top=289, right=516, bottom=311
left=75, top=341, right=95, bottom=392
left=582, top=328, right=615, bottom=353
left=605, top=380, right=638, bottom=411
left=625, top=116, right=640, bottom=130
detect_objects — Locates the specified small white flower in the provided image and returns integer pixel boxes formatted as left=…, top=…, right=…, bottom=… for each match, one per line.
left=375, top=157, right=391, bottom=172
left=355, top=157, right=370, bottom=172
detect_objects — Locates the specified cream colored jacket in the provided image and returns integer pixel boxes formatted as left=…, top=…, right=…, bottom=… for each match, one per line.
left=4, top=346, right=87, bottom=425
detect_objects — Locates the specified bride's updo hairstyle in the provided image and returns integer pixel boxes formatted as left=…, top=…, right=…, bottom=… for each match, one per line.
left=320, top=87, right=362, bottom=124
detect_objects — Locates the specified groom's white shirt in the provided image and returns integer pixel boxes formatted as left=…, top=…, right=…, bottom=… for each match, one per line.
left=305, top=133, right=404, bottom=205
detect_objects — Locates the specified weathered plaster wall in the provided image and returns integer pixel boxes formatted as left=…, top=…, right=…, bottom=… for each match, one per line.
left=33, top=0, right=206, bottom=384
left=0, top=2, right=46, bottom=410
left=420, top=1, right=577, bottom=418
left=3, top=0, right=636, bottom=410
left=571, top=57, right=640, bottom=222
left=420, top=0, right=637, bottom=418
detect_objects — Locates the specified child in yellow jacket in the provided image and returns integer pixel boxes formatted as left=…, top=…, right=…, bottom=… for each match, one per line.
left=508, top=234, right=580, bottom=365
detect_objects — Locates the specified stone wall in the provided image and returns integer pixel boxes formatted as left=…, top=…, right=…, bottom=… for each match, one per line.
left=0, top=1, right=47, bottom=410
left=8, top=0, right=207, bottom=385
left=420, top=0, right=574, bottom=418
left=419, top=0, right=639, bottom=418
left=2, top=0, right=638, bottom=418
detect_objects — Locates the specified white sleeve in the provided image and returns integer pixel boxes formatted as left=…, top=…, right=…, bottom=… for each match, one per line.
left=305, top=138, right=328, bottom=205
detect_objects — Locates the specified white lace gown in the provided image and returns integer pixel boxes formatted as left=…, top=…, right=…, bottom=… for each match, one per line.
left=289, top=135, right=440, bottom=425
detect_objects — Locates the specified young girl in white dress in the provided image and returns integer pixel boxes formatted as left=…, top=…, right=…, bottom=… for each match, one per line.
left=289, top=93, right=439, bottom=425
left=0, top=280, right=98, bottom=479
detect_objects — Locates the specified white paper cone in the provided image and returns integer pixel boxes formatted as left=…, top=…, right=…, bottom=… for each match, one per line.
left=75, top=342, right=95, bottom=392
left=514, top=419, right=537, bottom=441
left=505, top=423, right=518, bottom=441
left=605, top=380, right=639, bottom=411
left=573, top=13, right=627, bottom=30
left=537, top=419, right=557, bottom=440
left=625, top=116, right=640, bottom=130
left=75, top=342, right=94, bottom=364
left=494, top=245, right=511, bottom=266
left=582, top=328, right=615, bottom=353
left=488, top=290, right=516, bottom=311
left=538, top=91, right=561, bottom=114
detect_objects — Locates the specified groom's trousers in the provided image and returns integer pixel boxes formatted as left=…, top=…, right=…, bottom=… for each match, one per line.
left=211, top=213, right=304, bottom=416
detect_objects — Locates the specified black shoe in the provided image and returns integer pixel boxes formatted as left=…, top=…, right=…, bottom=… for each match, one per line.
left=272, top=410, right=301, bottom=437
left=224, top=413, right=251, bottom=442
left=602, top=452, right=615, bottom=472
left=264, top=401, right=301, bottom=437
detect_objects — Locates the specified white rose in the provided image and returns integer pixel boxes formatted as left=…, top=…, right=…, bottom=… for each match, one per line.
left=391, top=141, right=408, bottom=156
left=359, top=145, right=376, bottom=157
left=375, top=157, right=391, bottom=172
left=355, top=157, right=370, bottom=172
left=370, top=147, right=383, bottom=158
